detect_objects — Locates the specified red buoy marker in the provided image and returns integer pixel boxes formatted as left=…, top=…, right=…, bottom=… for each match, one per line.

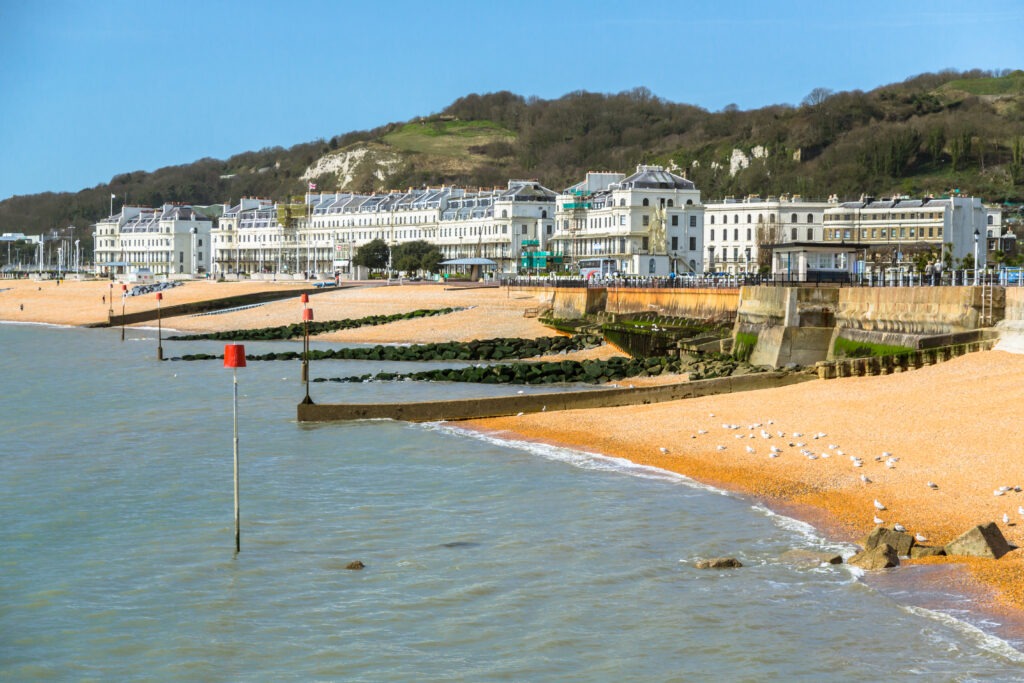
left=224, top=344, right=246, bottom=552
left=302, top=308, right=314, bottom=403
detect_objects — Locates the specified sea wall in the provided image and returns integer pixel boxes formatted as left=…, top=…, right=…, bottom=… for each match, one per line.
left=835, top=286, right=995, bottom=335
left=604, top=287, right=739, bottom=321
left=995, top=286, right=1024, bottom=354
left=297, top=371, right=813, bottom=422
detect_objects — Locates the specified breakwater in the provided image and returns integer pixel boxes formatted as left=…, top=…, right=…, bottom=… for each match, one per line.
left=296, top=371, right=813, bottom=422
left=96, top=285, right=333, bottom=328
left=168, top=307, right=461, bottom=341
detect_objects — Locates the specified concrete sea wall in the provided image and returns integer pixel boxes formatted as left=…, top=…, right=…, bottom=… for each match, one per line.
left=297, top=371, right=813, bottom=422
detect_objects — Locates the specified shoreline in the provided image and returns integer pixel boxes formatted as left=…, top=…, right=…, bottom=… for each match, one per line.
left=459, top=352, right=1024, bottom=642
left=451, top=417, right=1024, bottom=647
left=4, top=278, right=1024, bottom=643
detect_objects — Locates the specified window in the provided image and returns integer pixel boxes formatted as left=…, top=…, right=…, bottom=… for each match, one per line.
left=671, top=215, right=679, bottom=226
left=198, top=238, right=203, bottom=246
left=649, top=258, right=656, bottom=274
left=667, top=199, right=674, bottom=207
left=806, top=228, right=813, bottom=240
left=710, top=229, right=715, bottom=241
left=546, top=224, right=552, bottom=235
left=642, top=215, right=649, bottom=226
left=988, top=215, right=994, bottom=225
left=733, top=229, right=738, bottom=241
left=501, top=210, right=508, bottom=218
left=541, top=210, right=547, bottom=218
left=689, top=236, right=697, bottom=250
left=710, top=215, right=715, bottom=224
left=690, top=215, right=697, bottom=228
left=747, top=215, right=752, bottom=223
left=791, top=213, right=798, bottom=223
left=747, top=228, right=752, bottom=240
left=642, top=198, right=650, bottom=207
left=807, top=213, right=814, bottom=224
left=769, top=214, right=775, bottom=223
left=619, top=198, right=625, bottom=207
left=791, top=228, right=797, bottom=240
left=686, top=199, right=693, bottom=205
left=620, top=215, right=625, bottom=225
left=671, top=236, right=679, bottom=250
left=179, top=251, right=184, bottom=262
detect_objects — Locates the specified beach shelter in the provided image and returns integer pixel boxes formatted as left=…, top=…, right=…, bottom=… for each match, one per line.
left=439, top=257, right=497, bottom=281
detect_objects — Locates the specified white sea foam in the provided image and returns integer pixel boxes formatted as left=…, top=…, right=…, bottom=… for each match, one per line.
left=428, top=422, right=732, bottom=497
left=0, top=320, right=77, bottom=329
left=903, top=605, right=1024, bottom=664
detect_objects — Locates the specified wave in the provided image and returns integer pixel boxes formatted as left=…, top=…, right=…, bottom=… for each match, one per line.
left=903, top=605, right=1024, bottom=663
left=426, top=422, right=733, bottom=497
left=0, top=320, right=77, bottom=329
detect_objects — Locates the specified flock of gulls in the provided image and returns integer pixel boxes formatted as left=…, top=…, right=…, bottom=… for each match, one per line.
left=652, top=411, right=1022, bottom=543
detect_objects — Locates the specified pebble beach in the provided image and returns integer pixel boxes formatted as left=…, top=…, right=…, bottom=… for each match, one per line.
left=4, top=277, right=1024, bottom=625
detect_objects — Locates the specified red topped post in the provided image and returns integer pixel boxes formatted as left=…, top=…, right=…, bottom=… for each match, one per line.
left=224, top=343, right=245, bottom=553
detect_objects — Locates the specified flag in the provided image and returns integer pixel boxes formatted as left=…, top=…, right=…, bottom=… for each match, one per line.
left=308, top=182, right=317, bottom=191
left=111, top=193, right=116, bottom=199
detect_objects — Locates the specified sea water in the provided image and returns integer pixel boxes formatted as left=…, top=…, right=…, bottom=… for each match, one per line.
left=2, top=323, right=1023, bottom=680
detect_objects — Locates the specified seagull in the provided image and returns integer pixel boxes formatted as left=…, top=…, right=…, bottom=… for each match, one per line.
left=777, top=431, right=785, bottom=438
left=853, top=461, right=863, bottom=467
left=860, top=474, right=871, bottom=483
left=769, top=452, right=779, bottom=459
left=793, top=432, right=803, bottom=437
left=1003, top=513, right=1012, bottom=525
left=894, top=523, right=907, bottom=533
left=716, top=445, right=726, bottom=451
left=541, top=406, right=546, bottom=412
left=828, top=444, right=839, bottom=450
left=659, top=447, right=669, bottom=454
left=995, top=489, right=1006, bottom=497
left=1018, top=506, right=1024, bottom=516
left=796, top=442, right=806, bottom=448
left=886, top=461, right=897, bottom=469
left=516, top=390, right=525, bottom=394
left=761, top=430, right=771, bottom=439
left=709, top=413, right=715, bottom=417
left=745, top=445, right=755, bottom=454
left=835, top=450, right=845, bottom=457
left=770, top=445, right=781, bottom=453
left=915, top=533, right=928, bottom=543
left=807, top=454, right=818, bottom=460
left=882, top=452, right=892, bottom=458
left=927, top=482, right=938, bottom=490
left=516, top=412, right=524, bottom=417
left=874, top=500, right=887, bottom=511
left=873, top=515, right=884, bottom=525
left=697, top=429, right=708, bottom=435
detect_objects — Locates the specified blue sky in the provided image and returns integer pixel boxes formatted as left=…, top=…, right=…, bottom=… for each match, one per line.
left=1, top=0, right=1021, bottom=201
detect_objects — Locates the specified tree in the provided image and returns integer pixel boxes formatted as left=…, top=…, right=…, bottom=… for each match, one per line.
left=393, top=240, right=443, bottom=274
left=802, top=87, right=834, bottom=108
left=352, top=238, right=390, bottom=271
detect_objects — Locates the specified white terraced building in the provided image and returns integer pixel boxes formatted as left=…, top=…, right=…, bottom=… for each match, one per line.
left=821, top=196, right=991, bottom=269
left=703, top=195, right=835, bottom=275
left=93, top=204, right=212, bottom=277
left=550, top=165, right=705, bottom=277
left=211, top=181, right=558, bottom=277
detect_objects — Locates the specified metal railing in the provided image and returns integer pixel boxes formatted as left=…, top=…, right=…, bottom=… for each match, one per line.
left=504, top=267, right=1024, bottom=290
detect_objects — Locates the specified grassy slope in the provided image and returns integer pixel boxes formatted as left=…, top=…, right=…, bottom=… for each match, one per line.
left=382, top=120, right=516, bottom=156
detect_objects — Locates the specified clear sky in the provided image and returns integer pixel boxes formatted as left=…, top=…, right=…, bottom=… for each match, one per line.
left=1, top=0, right=1021, bottom=201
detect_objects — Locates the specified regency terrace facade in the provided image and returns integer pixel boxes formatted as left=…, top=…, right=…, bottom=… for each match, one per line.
left=94, top=165, right=1003, bottom=279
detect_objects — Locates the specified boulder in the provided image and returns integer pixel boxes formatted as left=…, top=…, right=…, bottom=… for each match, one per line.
left=695, top=557, right=743, bottom=569
left=909, top=545, right=946, bottom=559
left=345, top=560, right=365, bottom=570
left=864, top=527, right=915, bottom=557
left=848, top=543, right=899, bottom=570
left=944, top=522, right=1014, bottom=560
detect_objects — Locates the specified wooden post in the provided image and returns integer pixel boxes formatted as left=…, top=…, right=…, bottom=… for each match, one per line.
left=156, top=292, right=163, bottom=360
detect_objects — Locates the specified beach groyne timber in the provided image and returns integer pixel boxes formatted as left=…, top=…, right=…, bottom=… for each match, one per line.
left=96, top=286, right=338, bottom=328
left=296, top=371, right=813, bottom=422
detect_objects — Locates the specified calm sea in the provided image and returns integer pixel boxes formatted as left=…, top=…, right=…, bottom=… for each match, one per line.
left=2, top=323, right=1024, bottom=681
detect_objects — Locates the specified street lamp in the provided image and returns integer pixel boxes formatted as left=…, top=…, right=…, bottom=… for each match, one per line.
left=974, top=228, right=980, bottom=286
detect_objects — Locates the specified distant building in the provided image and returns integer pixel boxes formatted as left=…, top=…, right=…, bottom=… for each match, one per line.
left=703, top=195, right=834, bottom=275
left=93, top=204, right=212, bottom=276
left=821, top=196, right=988, bottom=269
left=550, top=165, right=705, bottom=276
